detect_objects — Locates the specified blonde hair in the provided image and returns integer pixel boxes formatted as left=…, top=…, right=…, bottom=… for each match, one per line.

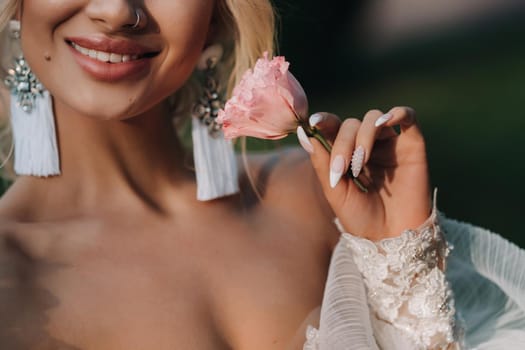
left=0, top=0, right=17, bottom=179
left=0, top=0, right=17, bottom=31
left=220, top=0, right=276, bottom=94
left=0, top=0, right=18, bottom=78
left=0, top=0, right=276, bottom=181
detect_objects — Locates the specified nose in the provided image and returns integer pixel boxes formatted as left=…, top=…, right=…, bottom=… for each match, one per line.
left=85, top=0, right=146, bottom=32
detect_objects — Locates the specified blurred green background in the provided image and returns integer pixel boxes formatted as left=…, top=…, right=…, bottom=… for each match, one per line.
left=272, top=0, right=525, bottom=247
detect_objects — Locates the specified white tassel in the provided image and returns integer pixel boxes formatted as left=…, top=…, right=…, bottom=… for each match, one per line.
left=10, top=91, right=60, bottom=176
left=192, top=118, right=238, bottom=201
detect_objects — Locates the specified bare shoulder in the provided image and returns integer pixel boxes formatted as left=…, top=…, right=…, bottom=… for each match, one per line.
left=242, top=147, right=326, bottom=211
left=241, top=147, right=339, bottom=244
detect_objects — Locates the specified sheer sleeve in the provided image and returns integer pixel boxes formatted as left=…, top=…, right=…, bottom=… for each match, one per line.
left=441, top=216, right=525, bottom=349
left=304, top=194, right=463, bottom=350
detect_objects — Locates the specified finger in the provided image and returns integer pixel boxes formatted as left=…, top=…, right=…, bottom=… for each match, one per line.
left=297, top=113, right=359, bottom=208
left=377, top=126, right=398, bottom=140
left=307, top=130, right=335, bottom=203
left=352, top=109, right=386, bottom=177
left=382, top=106, right=423, bottom=141
left=308, top=112, right=342, bottom=144
left=352, top=107, right=423, bottom=178
left=329, top=118, right=361, bottom=192
left=305, top=118, right=361, bottom=208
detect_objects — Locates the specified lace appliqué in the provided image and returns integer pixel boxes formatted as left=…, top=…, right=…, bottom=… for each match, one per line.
left=303, top=325, right=320, bottom=350
left=341, top=210, right=460, bottom=349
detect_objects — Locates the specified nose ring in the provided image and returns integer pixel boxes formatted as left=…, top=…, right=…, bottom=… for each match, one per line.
left=130, top=8, right=143, bottom=29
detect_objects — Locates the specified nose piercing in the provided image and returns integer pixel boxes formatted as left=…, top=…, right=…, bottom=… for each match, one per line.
left=130, top=8, right=142, bottom=29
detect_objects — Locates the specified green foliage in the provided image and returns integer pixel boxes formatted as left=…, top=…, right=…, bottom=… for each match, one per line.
left=0, top=172, right=12, bottom=196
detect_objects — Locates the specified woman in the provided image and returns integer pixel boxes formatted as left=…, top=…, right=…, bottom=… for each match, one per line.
left=0, top=0, right=523, bottom=349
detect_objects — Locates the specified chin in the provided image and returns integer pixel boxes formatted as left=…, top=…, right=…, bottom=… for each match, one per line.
left=84, top=106, right=141, bottom=121
left=60, top=88, right=149, bottom=121
left=54, top=98, right=138, bottom=122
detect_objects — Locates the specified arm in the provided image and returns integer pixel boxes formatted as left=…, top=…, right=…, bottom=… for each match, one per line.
left=298, top=107, right=461, bottom=349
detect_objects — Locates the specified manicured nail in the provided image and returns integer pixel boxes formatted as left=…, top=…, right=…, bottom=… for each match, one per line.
left=297, top=126, right=314, bottom=154
left=351, top=146, right=365, bottom=178
left=309, top=113, right=324, bottom=128
left=375, top=113, right=393, bottom=127
left=330, top=155, right=345, bottom=188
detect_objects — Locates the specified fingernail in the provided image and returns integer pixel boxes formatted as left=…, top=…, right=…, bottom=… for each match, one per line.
left=351, top=146, right=365, bottom=178
left=330, top=155, right=345, bottom=188
left=297, top=126, right=314, bottom=154
left=375, top=113, right=393, bottom=127
left=309, top=113, right=324, bottom=128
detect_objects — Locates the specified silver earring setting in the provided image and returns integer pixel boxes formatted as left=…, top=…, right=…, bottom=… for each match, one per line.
left=192, top=48, right=223, bottom=136
left=191, top=44, right=239, bottom=201
left=4, top=56, right=45, bottom=113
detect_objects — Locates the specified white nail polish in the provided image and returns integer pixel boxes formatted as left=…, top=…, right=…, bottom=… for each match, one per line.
left=351, top=146, right=365, bottom=178
left=309, top=113, right=324, bottom=128
left=297, top=126, right=314, bottom=154
left=375, top=113, right=393, bottom=127
left=330, top=155, right=345, bottom=188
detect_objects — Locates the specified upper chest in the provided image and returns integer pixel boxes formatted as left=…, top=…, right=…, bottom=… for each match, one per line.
left=4, top=209, right=331, bottom=349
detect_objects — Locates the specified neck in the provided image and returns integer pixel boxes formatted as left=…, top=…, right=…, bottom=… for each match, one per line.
left=19, top=99, right=196, bottom=217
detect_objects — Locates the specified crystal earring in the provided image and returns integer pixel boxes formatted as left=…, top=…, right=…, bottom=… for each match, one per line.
left=191, top=44, right=238, bottom=201
left=3, top=20, right=60, bottom=177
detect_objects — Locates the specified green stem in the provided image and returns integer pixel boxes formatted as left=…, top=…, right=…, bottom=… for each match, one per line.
left=300, top=122, right=368, bottom=193
left=311, top=128, right=333, bottom=153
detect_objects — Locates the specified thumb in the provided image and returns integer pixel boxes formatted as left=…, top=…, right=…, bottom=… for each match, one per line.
left=297, top=126, right=348, bottom=209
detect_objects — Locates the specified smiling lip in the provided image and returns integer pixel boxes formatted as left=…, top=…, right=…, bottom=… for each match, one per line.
left=65, top=36, right=160, bottom=82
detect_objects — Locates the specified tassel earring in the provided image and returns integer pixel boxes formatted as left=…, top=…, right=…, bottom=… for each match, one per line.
left=3, top=20, right=60, bottom=177
left=191, top=44, right=238, bottom=201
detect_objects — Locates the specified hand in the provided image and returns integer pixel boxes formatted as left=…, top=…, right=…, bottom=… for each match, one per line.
left=298, top=107, right=431, bottom=240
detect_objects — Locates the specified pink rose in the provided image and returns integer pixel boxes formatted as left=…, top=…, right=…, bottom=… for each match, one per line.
left=217, top=53, right=308, bottom=140
left=216, top=53, right=368, bottom=192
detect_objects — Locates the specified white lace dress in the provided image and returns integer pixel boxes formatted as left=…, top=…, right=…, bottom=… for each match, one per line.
left=304, top=200, right=525, bottom=349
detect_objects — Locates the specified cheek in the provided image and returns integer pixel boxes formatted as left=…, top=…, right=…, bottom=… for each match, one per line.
left=150, top=2, right=215, bottom=95
left=19, top=0, right=83, bottom=84
left=20, top=0, right=83, bottom=43
left=18, top=2, right=94, bottom=117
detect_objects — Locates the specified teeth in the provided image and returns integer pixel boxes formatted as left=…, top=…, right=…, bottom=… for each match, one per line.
left=71, top=42, right=140, bottom=63
left=109, top=53, right=122, bottom=63
left=96, top=51, right=110, bottom=62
